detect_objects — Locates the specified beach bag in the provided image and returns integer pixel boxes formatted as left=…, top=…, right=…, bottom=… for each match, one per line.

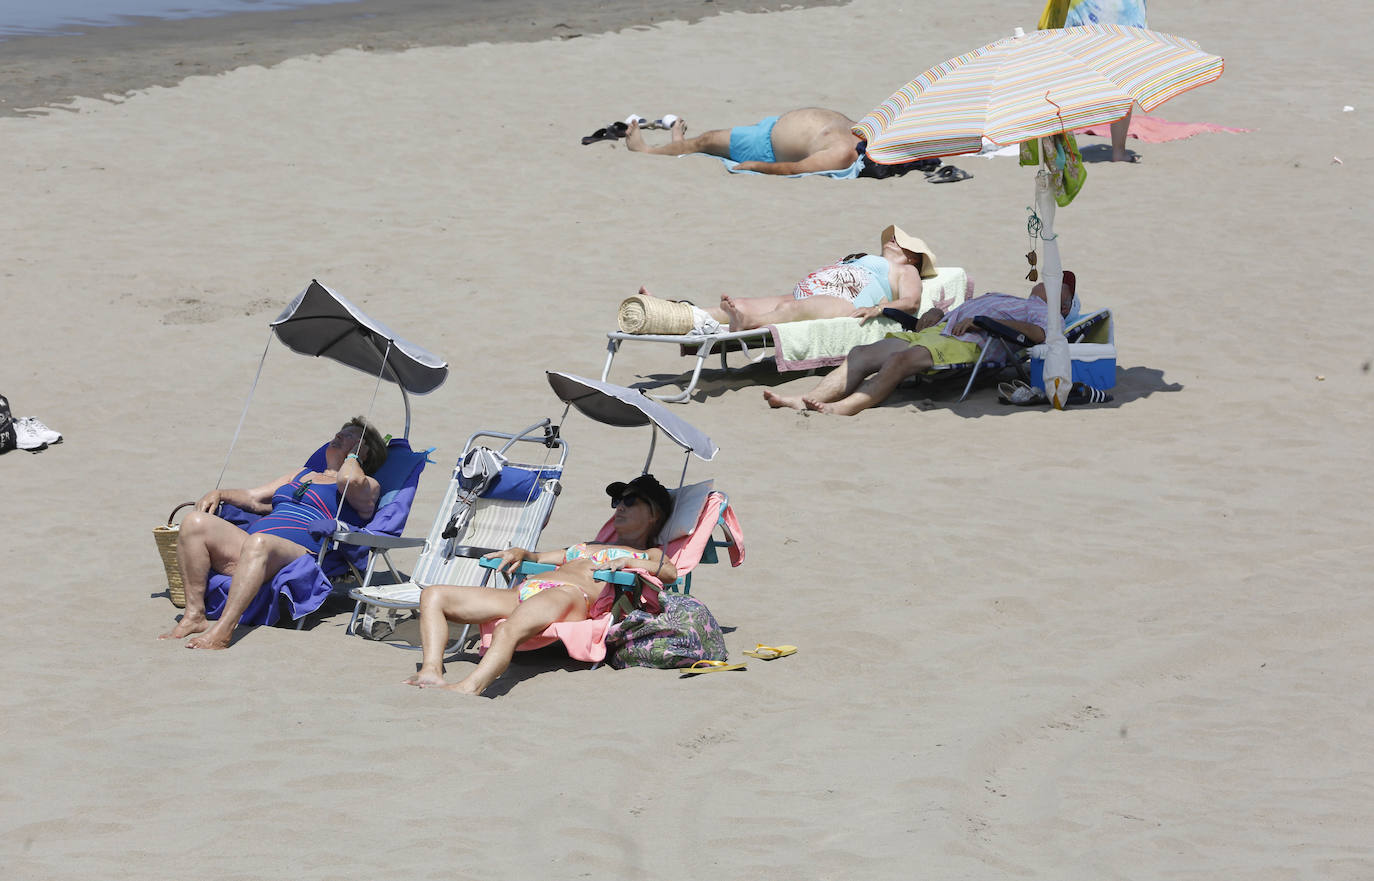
left=440, top=446, right=507, bottom=541
left=0, top=395, right=14, bottom=454
left=605, top=594, right=728, bottom=669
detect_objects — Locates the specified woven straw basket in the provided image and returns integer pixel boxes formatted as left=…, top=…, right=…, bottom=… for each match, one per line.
left=153, top=502, right=195, bottom=608
left=618, top=295, right=695, bottom=335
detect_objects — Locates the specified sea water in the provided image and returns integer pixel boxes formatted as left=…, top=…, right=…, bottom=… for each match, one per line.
left=0, top=0, right=350, bottom=39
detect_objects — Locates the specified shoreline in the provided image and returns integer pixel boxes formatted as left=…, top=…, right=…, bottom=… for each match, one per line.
left=0, top=0, right=844, bottom=118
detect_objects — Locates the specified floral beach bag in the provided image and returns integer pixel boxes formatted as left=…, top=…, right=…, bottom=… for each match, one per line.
left=605, top=594, right=729, bottom=669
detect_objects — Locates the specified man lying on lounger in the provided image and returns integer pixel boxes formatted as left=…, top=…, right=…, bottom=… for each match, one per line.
left=763, top=272, right=1078, bottom=416
left=624, top=107, right=934, bottom=177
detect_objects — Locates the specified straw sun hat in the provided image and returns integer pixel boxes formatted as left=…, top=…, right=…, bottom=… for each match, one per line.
left=618, top=293, right=696, bottom=335
left=881, top=225, right=938, bottom=278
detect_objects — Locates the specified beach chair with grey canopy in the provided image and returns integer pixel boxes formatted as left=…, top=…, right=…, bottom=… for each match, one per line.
left=460, top=373, right=743, bottom=664
left=198, top=279, right=448, bottom=629
left=540, top=372, right=740, bottom=596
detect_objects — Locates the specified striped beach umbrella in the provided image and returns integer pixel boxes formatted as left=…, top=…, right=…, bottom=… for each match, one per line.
left=854, top=25, right=1223, bottom=408
left=854, top=25, right=1224, bottom=164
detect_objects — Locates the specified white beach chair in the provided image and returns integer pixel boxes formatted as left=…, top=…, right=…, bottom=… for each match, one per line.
left=600, top=266, right=971, bottom=402
left=346, top=420, right=568, bottom=639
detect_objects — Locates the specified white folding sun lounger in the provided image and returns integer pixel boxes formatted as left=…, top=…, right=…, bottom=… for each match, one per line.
left=600, top=266, right=972, bottom=402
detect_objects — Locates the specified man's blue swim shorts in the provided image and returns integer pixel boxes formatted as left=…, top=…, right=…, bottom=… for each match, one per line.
left=728, top=116, right=780, bottom=163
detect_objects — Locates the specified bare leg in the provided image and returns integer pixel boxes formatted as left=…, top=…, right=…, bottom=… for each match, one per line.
left=808, top=345, right=935, bottom=416
left=403, top=584, right=520, bottom=687
left=160, top=512, right=249, bottom=640
left=764, top=338, right=909, bottom=410
left=723, top=294, right=855, bottom=330
left=185, top=532, right=310, bottom=649
left=625, top=120, right=732, bottom=157
left=1111, top=107, right=1134, bottom=162
left=448, top=586, right=587, bottom=696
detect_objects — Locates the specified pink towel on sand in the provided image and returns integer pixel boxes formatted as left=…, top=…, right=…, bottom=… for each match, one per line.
left=1076, top=114, right=1251, bottom=143
left=480, top=492, right=744, bottom=662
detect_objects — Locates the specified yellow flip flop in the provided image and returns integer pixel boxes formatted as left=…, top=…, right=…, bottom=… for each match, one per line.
left=742, top=644, right=797, bottom=660
left=681, top=660, right=747, bottom=675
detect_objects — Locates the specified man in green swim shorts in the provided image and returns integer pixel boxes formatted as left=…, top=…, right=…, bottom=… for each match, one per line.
left=762, top=273, right=1078, bottom=416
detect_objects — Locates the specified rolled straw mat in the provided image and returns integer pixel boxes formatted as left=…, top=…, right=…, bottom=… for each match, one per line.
left=618, top=295, right=695, bottom=335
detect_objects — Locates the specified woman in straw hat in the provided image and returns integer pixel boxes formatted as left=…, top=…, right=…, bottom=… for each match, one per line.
left=637, top=225, right=936, bottom=332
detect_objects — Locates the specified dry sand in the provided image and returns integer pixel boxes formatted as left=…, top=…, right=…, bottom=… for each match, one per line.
left=2, top=1, right=1373, bottom=878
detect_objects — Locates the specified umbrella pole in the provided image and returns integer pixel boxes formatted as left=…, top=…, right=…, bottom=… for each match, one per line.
left=1035, top=168, right=1072, bottom=409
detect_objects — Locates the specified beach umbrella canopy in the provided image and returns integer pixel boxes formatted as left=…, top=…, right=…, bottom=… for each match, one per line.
left=271, top=279, right=449, bottom=395
left=853, top=25, right=1225, bottom=164
left=547, top=371, right=718, bottom=462
left=854, top=24, right=1222, bottom=406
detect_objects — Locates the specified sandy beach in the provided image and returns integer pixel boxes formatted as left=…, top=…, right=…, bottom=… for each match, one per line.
left=2, top=0, right=1373, bottom=877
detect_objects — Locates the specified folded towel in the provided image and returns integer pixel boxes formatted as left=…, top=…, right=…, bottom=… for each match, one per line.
left=773, top=316, right=904, bottom=371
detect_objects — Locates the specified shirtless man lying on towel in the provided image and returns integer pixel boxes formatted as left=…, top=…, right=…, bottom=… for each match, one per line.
left=624, top=107, right=931, bottom=177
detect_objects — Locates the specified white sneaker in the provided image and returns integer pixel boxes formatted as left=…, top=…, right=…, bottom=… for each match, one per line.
left=16, top=416, right=60, bottom=444
left=13, top=419, right=47, bottom=450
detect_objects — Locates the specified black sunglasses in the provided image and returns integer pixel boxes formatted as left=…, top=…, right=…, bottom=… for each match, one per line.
left=611, top=493, right=643, bottom=509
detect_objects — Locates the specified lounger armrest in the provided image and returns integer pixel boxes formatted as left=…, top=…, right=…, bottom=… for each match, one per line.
left=333, top=532, right=425, bottom=550
left=477, top=556, right=638, bottom=585
left=972, top=316, right=1036, bottom=348
left=881, top=307, right=921, bottom=331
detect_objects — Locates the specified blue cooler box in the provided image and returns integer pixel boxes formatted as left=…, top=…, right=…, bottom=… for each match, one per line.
left=1028, top=309, right=1117, bottom=391
left=1030, top=343, right=1117, bottom=390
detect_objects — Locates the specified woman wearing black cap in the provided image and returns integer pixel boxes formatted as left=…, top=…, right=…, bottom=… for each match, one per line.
left=402, top=474, right=676, bottom=696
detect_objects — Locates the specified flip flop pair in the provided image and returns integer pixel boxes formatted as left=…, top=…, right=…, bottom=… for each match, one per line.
left=580, top=120, right=630, bottom=145
left=743, top=644, right=797, bottom=660
left=681, top=660, right=747, bottom=675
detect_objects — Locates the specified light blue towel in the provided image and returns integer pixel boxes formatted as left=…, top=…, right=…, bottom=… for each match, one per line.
left=687, top=153, right=863, bottom=180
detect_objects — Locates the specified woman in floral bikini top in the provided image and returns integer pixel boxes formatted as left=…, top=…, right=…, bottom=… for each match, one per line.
left=402, top=474, right=676, bottom=697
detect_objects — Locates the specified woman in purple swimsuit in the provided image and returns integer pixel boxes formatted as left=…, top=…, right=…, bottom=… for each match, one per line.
left=160, top=416, right=387, bottom=650
left=403, top=473, right=676, bottom=696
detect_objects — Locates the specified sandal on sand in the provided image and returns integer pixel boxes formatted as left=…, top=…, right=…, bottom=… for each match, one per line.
left=1066, top=382, right=1113, bottom=405
left=625, top=114, right=649, bottom=128
left=998, top=380, right=1045, bottom=406
left=928, top=165, right=973, bottom=183
left=581, top=126, right=617, bottom=145
left=654, top=114, right=681, bottom=130
left=743, top=644, right=797, bottom=660
left=682, top=660, right=747, bottom=675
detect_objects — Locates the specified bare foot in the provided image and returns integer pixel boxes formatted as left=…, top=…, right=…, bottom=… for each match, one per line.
left=624, top=119, right=647, bottom=152
left=763, top=390, right=804, bottom=410
left=403, top=669, right=448, bottom=688
left=805, top=397, right=862, bottom=416
left=1111, top=149, right=1140, bottom=163
left=719, top=294, right=750, bottom=330
left=426, top=681, right=481, bottom=695
left=159, top=614, right=208, bottom=640
left=670, top=118, right=687, bottom=141
left=185, top=629, right=232, bottom=650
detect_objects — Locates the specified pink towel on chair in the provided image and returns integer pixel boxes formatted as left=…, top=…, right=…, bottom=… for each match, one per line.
left=480, top=492, right=744, bottom=662
left=1076, top=114, right=1251, bottom=143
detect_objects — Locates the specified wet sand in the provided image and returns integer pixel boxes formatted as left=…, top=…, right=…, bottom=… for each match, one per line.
left=0, top=0, right=842, bottom=117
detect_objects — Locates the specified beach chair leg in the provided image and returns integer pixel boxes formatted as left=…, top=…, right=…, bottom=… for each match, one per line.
left=646, top=343, right=713, bottom=403
left=958, top=350, right=991, bottom=401
left=601, top=338, right=622, bottom=383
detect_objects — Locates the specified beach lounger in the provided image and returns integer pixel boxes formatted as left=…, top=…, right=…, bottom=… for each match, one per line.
left=204, top=435, right=432, bottom=628
left=474, top=479, right=745, bottom=662
left=884, top=307, right=1115, bottom=401
left=601, top=267, right=972, bottom=402
left=345, top=420, right=568, bottom=640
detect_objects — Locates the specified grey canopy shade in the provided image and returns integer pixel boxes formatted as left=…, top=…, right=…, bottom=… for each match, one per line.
left=547, top=371, right=718, bottom=461
left=270, top=280, right=449, bottom=395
